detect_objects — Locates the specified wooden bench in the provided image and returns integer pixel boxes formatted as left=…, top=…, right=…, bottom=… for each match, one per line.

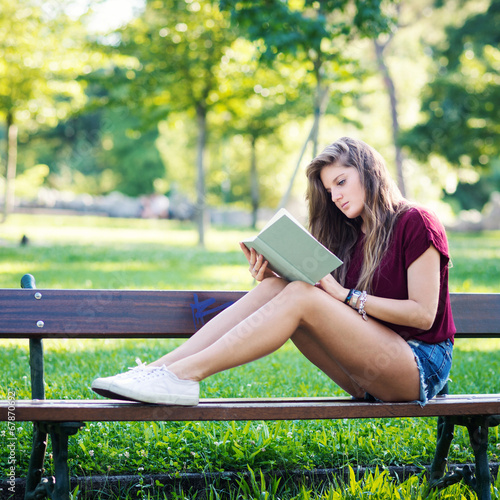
left=1, top=274, right=499, bottom=500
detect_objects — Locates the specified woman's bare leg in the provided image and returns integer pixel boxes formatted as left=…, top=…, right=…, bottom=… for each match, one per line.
left=167, top=280, right=420, bottom=402
left=150, top=277, right=288, bottom=367
left=291, top=327, right=366, bottom=398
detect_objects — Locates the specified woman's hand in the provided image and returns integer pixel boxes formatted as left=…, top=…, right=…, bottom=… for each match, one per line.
left=318, top=274, right=349, bottom=303
left=239, top=242, right=277, bottom=281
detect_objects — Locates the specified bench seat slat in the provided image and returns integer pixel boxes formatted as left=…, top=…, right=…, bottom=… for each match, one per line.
left=2, top=396, right=499, bottom=422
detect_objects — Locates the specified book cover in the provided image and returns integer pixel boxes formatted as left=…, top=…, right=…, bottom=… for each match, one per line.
left=243, top=208, right=342, bottom=285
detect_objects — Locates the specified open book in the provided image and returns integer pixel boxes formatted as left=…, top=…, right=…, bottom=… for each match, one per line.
left=243, top=208, right=342, bottom=285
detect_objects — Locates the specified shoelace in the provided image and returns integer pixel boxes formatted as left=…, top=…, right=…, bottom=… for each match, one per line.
left=112, top=359, right=151, bottom=380
left=127, top=365, right=170, bottom=383
left=128, top=358, right=148, bottom=371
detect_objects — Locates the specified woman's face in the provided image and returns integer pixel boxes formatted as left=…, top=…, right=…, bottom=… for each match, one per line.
left=320, top=163, right=366, bottom=221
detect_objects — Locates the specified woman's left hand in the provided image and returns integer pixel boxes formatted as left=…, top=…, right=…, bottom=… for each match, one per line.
left=318, top=274, right=349, bottom=303
left=239, top=242, right=277, bottom=281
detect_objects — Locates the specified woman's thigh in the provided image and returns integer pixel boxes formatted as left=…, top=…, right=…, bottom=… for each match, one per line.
left=286, top=281, right=421, bottom=402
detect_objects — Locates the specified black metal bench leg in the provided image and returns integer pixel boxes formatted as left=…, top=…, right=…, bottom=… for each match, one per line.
left=467, top=420, right=492, bottom=500
left=24, top=422, right=84, bottom=500
left=429, top=416, right=493, bottom=499
left=50, top=422, right=85, bottom=500
left=430, top=416, right=455, bottom=484
left=24, top=423, right=51, bottom=500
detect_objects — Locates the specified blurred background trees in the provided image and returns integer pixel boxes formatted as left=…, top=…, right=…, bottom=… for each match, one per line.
left=1, top=0, right=498, bottom=242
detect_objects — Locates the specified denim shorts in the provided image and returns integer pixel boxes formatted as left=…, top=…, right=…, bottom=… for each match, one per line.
left=407, top=338, right=453, bottom=406
left=364, top=338, right=453, bottom=406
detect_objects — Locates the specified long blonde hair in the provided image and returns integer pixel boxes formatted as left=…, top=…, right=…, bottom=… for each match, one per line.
left=306, top=137, right=409, bottom=292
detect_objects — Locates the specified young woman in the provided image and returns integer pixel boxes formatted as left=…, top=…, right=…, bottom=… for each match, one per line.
left=92, top=137, right=455, bottom=406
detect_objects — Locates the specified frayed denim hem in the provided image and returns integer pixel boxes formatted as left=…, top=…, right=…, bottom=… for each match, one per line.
left=407, top=346, right=429, bottom=407
left=407, top=338, right=453, bottom=407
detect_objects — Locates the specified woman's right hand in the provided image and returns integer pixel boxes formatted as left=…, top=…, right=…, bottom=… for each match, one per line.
left=239, top=242, right=276, bottom=281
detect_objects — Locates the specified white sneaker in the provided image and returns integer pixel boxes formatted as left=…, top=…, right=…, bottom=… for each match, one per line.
left=92, top=365, right=199, bottom=406
left=91, top=359, right=154, bottom=400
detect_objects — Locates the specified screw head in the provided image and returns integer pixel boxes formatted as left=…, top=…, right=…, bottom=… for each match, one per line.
left=34, top=292, right=42, bottom=300
left=37, top=320, right=45, bottom=328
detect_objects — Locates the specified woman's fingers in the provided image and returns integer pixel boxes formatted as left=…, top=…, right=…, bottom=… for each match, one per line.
left=239, top=243, right=274, bottom=281
left=254, top=260, right=269, bottom=281
left=251, top=252, right=263, bottom=274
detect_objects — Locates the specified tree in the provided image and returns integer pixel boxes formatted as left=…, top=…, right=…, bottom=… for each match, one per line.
left=214, top=39, right=313, bottom=226
left=28, top=68, right=166, bottom=198
left=114, top=0, right=239, bottom=246
left=220, top=0, right=396, bottom=206
left=401, top=0, right=500, bottom=210
left=373, top=16, right=406, bottom=196
left=0, top=0, right=89, bottom=220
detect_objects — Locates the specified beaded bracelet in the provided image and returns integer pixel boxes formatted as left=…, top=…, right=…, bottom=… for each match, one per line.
left=357, top=291, right=368, bottom=321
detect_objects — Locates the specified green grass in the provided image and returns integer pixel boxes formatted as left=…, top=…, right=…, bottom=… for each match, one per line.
left=1, top=214, right=499, bottom=499
left=447, top=231, right=500, bottom=293
left=0, top=214, right=253, bottom=290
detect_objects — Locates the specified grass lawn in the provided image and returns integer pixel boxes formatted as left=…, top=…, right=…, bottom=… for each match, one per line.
left=1, top=213, right=499, bottom=499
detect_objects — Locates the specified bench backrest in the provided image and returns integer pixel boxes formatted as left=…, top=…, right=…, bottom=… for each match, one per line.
left=0, top=289, right=499, bottom=339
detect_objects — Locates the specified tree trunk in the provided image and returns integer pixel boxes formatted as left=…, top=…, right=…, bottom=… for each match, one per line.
left=195, top=104, right=207, bottom=247
left=311, top=55, right=324, bottom=159
left=2, top=112, right=18, bottom=223
left=250, top=135, right=259, bottom=229
left=374, top=38, right=406, bottom=197
left=278, top=85, right=329, bottom=211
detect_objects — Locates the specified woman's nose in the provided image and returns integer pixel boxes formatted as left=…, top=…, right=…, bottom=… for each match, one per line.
left=331, top=190, right=341, bottom=202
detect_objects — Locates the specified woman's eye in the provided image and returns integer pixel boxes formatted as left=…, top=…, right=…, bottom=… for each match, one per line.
left=338, top=179, right=345, bottom=186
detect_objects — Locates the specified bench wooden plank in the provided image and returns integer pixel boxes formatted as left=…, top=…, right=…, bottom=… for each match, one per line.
left=2, top=395, right=499, bottom=422
left=0, top=290, right=499, bottom=338
left=0, top=290, right=244, bottom=338
left=452, top=293, right=500, bottom=337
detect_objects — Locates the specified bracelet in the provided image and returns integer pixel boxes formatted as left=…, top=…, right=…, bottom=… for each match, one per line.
left=349, top=290, right=362, bottom=309
left=344, top=289, right=354, bottom=304
left=357, top=291, right=368, bottom=321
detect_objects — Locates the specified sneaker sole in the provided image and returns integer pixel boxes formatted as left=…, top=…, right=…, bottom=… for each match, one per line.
left=92, top=384, right=143, bottom=402
left=92, top=380, right=199, bottom=406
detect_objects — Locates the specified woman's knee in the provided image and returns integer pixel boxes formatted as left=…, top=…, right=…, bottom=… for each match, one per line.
left=275, top=280, right=323, bottom=314
left=255, top=276, right=288, bottom=298
left=280, top=280, right=320, bottom=303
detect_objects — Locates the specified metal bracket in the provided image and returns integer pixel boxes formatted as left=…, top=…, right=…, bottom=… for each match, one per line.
left=429, top=414, right=499, bottom=500
left=24, top=422, right=85, bottom=500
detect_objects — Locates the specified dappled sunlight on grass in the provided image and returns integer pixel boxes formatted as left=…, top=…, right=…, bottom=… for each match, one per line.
left=0, top=215, right=255, bottom=290
left=453, top=338, right=500, bottom=352
left=1, top=214, right=199, bottom=247
left=195, top=265, right=253, bottom=289
left=2, top=214, right=252, bottom=249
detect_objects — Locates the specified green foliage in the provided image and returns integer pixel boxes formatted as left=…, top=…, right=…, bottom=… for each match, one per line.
left=220, top=0, right=395, bottom=59
left=401, top=0, right=500, bottom=211
left=118, top=0, right=237, bottom=118
left=25, top=83, right=166, bottom=196
left=0, top=0, right=88, bottom=126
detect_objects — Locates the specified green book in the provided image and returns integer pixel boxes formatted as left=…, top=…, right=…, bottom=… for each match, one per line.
left=243, top=208, right=342, bottom=285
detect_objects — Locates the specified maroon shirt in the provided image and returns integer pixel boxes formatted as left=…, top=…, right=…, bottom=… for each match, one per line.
left=345, top=207, right=456, bottom=343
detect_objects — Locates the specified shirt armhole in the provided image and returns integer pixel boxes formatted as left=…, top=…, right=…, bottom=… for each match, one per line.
left=404, top=209, right=450, bottom=270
